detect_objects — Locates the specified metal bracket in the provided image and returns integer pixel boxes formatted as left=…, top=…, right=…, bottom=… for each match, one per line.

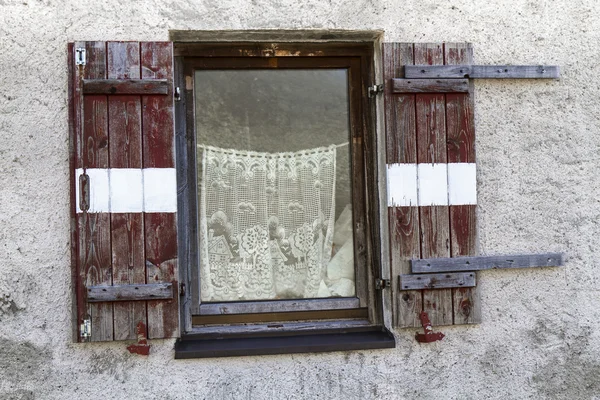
left=415, top=312, right=445, bottom=343
left=127, top=322, right=151, bottom=356
left=368, top=84, right=383, bottom=98
left=375, top=278, right=391, bottom=290
left=179, top=282, right=186, bottom=297
left=75, top=48, right=86, bottom=66
left=78, top=173, right=90, bottom=212
left=174, top=86, right=181, bottom=101
left=80, top=317, right=91, bottom=341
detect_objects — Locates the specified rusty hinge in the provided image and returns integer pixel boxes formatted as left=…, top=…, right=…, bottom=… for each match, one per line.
left=375, top=278, right=390, bottom=290
left=368, top=84, right=383, bottom=98
left=415, top=312, right=445, bottom=343
left=80, top=316, right=91, bottom=342
left=75, top=48, right=86, bottom=66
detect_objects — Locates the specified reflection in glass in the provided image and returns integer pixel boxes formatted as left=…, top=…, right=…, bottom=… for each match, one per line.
left=195, top=69, right=355, bottom=302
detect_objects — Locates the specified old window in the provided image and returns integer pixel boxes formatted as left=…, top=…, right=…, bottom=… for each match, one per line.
left=174, top=42, right=393, bottom=356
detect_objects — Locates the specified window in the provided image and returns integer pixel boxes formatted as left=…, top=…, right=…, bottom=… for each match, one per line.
left=174, top=42, right=394, bottom=356
left=68, top=38, right=393, bottom=355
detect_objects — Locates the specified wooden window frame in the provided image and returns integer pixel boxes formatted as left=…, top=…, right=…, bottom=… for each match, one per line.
left=174, top=42, right=389, bottom=341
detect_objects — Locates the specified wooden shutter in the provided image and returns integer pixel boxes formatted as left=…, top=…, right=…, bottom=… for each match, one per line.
left=68, top=41, right=178, bottom=342
left=384, top=43, right=480, bottom=328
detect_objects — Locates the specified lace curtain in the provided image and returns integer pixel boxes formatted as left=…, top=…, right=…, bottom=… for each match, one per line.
left=199, top=144, right=340, bottom=302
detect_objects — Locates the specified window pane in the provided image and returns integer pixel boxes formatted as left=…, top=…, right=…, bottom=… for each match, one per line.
left=195, top=69, right=355, bottom=302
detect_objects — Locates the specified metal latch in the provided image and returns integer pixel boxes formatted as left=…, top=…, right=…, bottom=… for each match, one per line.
left=80, top=317, right=91, bottom=341
left=415, top=312, right=445, bottom=343
left=75, top=48, right=86, bottom=66
left=79, top=173, right=90, bottom=212
left=368, top=84, right=383, bottom=98
left=375, top=278, right=390, bottom=290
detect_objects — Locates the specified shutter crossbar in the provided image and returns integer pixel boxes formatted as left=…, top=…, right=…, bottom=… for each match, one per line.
left=405, top=65, right=560, bottom=79
left=87, top=283, right=173, bottom=302
left=392, top=78, right=469, bottom=93
left=411, top=253, right=564, bottom=273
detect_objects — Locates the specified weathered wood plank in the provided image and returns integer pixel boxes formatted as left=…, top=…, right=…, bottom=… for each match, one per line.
left=414, top=43, right=453, bottom=327
left=412, top=253, right=564, bottom=273
left=454, top=287, right=480, bottom=325
left=83, top=79, right=169, bottom=95
left=199, top=298, right=360, bottom=315
left=399, top=272, right=476, bottom=290
left=68, top=43, right=80, bottom=342
left=392, top=78, right=469, bottom=93
left=405, top=64, right=560, bottom=79
left=87, top=283, right=173, bottom=302
left=141, top=42, right=179, bottom=339
left=444, top=42, right=480, bottom=325
left=77, top=41, right=114, bottom=342
left=383, top=43, right=422, bottom=328
left=107, top=41, right=147, bottom=341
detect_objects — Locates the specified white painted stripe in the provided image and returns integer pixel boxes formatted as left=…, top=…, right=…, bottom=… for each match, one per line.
left=75, top=168, right=177, bottom=213
left=386, top=163, right=476, bottom=207
left=109, top=169, right=144, bottom=212
left=387, top=163, right=418, bottom=207
left=417, top=163, right=449, bottom=206
left=143, top=168, right=178, bottom=213
left=448, top=163, right=477, bottom=205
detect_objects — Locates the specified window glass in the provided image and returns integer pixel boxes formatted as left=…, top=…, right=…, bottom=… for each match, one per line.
left=195, top=69, right=355, bottom=302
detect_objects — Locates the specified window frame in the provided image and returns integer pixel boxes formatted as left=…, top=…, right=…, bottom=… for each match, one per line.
left=174, top=41, right=387, bottom=337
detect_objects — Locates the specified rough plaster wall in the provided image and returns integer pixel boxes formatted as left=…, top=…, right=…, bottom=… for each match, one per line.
left=0, top=0, right=599, bottom=398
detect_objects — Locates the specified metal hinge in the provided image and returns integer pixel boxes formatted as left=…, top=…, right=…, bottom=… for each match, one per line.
left=174, top=87, right=181, bottom=101
left=375, top=278, right=391, bottom=290
left=179, top=282, right=186, bottom=296
left=80, top=317, right=91, bottom=341
left=368, top=84, right=383, bottom=98
left=75, top=48, right=86, bottom=66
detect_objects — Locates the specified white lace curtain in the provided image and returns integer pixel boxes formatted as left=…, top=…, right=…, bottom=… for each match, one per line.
left=199, top=144, right=339, bottom=301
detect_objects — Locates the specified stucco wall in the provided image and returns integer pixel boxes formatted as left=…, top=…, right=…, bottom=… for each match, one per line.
left=1, top=0, right=599, bottom=399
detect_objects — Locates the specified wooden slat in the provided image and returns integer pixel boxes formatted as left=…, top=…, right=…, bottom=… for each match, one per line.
left=399, top=272, right=476, bottom=290
left=392, top=78, right=468, bottom=93
left=87, top=283, right=173, bottom=302
left=445, top=43, right=480, bottom=325
left=412, top=253, right=564, bottom=273
left=83, top=79, right=169, bottom=95
left=68, top=43, right=79, bottom=342
left=107, top=41, right=147, bottom=341
left=414, top=43, right=453, bottom=327
left=76, top=41, right=114, bottom=342
left=141, top=42, right=179, bottom=339
left=383, top=43, right=422, bottom=328
left=405, top=64, right=560, bottom=79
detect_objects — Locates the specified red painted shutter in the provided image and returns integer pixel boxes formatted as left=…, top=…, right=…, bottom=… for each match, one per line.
left=384, top=42, right=480, bottom=328
left=69, top=41, right=178, bottom=342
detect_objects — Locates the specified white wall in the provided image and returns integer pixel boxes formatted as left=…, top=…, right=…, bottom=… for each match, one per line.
left=1, top=0, right=598, bottom=398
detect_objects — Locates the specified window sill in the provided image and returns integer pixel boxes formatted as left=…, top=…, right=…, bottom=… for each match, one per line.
left=174, top=326, right=395, bottom=359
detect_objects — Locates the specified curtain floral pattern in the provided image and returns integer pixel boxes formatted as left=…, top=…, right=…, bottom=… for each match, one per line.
left=199, top=145, right=340, bottom=301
